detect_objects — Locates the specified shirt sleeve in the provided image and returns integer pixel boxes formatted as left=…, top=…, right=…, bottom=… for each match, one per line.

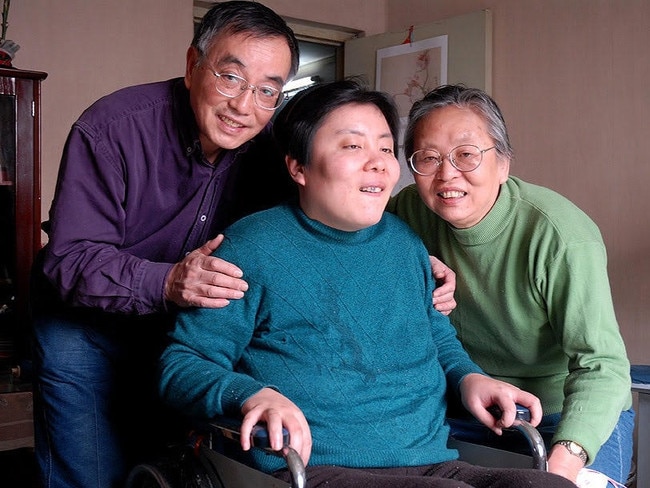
left=41, top=122, right=171, bottom=314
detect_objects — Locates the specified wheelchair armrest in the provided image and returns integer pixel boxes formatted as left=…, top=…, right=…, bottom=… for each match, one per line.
left=487, top=403, right=532, bottom=423
left=208, top=415, right=290, bottom=450
left=450, top=404, right=547, bottom=471
left=510, top=419, right=547, bottom=470
left=487, top=404, right=546, bottom=470
left=207, top=416, right=307, bottom=488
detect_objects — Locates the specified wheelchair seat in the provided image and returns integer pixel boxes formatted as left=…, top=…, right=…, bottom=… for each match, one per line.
left=125, top=405, right=546, bottom=488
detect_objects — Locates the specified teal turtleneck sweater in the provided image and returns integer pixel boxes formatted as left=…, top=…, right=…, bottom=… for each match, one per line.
left=387, top=176, right=631, bottom=464
left=159, top=202, right=483, bottom=473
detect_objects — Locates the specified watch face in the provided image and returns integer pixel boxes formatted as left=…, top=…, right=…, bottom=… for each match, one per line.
left=558, top=440, right=587, bottom=463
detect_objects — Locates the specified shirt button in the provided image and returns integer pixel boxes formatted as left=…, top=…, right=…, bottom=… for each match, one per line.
left=186, top=146, right=193, bottom=155
left=200, top=215, right=207, bottom=222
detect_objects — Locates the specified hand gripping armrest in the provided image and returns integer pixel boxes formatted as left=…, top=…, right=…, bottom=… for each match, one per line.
left=208, top=416, right=307, bottom=488
left=488, top=404, right=548, bottom=470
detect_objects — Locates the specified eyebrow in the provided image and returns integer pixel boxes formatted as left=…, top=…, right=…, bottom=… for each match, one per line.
left=335, top=129, right=393, bottom=140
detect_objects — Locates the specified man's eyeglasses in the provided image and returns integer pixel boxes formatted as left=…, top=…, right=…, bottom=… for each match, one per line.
left=207, top=67, right=286, bottom=111
left=408, top=145, right=496, bottom=175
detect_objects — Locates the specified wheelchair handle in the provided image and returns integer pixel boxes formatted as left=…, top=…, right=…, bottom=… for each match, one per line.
left=209, top=416, right=307, bottom=488
left=487, top=403, right=532, bottom=423
left=209, top=415, right=290, bottom=450
left=488, top=404, right=547, bottom=471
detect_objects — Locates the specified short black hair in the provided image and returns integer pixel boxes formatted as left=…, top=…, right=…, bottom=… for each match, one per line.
left=273, top=78, right=401, bottom=167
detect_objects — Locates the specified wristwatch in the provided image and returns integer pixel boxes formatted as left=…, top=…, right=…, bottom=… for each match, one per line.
left=555, top=440, right=588, bottom=464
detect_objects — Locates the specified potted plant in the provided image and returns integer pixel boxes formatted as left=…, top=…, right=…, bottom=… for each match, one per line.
left=0, top=0, right=19, bottom=67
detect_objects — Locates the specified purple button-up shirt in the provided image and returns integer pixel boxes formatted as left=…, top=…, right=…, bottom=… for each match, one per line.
left=38, top=78, right=293, bottom=315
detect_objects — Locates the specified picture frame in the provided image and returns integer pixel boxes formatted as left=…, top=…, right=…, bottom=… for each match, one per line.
left=375, top=35, right=448, bottom=191
left=346, top=10, right=490, bottom=193
left=375, top=35, right=448, bottom=121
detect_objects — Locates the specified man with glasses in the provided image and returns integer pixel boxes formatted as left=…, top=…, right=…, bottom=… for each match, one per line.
left=387, top=84, right=633, bottom=486
left=29, top=3, right=300, bottom=487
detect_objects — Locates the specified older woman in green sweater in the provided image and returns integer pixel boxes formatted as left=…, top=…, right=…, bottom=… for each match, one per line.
left=158, top=79, right=576, bottom=488
left=387, top=84, right=633, bottom=486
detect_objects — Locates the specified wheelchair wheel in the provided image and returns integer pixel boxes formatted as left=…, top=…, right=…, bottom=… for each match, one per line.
left=125, top=447, right=221, bottom=488
left=125, top=464, right=175, bottom=488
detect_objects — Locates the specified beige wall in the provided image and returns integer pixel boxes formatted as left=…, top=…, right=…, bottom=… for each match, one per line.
left=8, top=0, right=380, bottom=234
left=252, top=0, right=388, bottom=35
left=9, top=0, right=193, bottom=237
left=6, top=0, right=649, bottom=363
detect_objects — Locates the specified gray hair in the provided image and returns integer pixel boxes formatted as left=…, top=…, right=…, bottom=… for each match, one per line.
left=404, top=84, right=513, bottom=162
left=192, top=1, right=300, bottom=79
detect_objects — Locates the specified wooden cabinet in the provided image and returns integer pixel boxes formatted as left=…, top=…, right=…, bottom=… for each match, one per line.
left=0, top=390, right=34, bottom=450
left=0, top=67, right=47, bottom=402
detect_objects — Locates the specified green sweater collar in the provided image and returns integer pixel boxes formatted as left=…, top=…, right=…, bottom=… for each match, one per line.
left=448, top=178, right=517, bottom=246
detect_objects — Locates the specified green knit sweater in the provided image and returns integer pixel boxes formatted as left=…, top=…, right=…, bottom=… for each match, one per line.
left=159, top=203, right=483, bottom=473
left=387, top=176, right=631, bottom=463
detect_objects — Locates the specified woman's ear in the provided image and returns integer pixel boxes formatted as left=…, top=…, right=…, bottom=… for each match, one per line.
left=286, top=156, right=306, bottom=187
left=498, top=157, right=511, bottom=184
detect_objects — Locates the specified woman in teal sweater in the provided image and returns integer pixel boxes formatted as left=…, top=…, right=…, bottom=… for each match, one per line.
left=387, top=84, right=633, bottom=486
left=159, top=79, right=574, bottom=487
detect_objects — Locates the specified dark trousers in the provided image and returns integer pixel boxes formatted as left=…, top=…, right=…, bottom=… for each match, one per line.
left=273, top=460, right=576, bottom=488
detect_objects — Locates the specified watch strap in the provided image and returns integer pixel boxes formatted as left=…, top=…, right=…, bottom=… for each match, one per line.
left=555, top=440, right=588, bottom=464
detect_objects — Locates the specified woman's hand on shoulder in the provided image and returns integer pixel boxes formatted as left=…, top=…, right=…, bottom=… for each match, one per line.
left=430, top=255, right=456, bottom=315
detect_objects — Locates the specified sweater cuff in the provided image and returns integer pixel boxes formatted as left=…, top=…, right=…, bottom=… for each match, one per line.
left=221, top=375, right=277, bottom=414
left=450, top=367, right=486, bottom=395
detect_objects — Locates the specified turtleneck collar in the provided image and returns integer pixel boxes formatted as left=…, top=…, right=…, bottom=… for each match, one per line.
left=447, top=178, right=517, bottom=246
left=289, top=203, right=386, bottom=245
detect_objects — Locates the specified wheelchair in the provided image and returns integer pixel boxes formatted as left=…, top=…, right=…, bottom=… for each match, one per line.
left=125, top=405, right=546, bottom=488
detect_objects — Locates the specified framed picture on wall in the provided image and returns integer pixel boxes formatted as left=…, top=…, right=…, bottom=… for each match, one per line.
left=375, top=35, right=448, bottom=120
left=375, top=35, right=448, bottom=193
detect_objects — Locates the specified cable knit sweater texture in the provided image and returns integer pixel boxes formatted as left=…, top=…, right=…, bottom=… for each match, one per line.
left=160, top=203, right=484, bottom=473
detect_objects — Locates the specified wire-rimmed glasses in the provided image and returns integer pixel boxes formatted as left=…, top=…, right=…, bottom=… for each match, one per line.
left=408, top=145, right=496, bottom=175
left=208, top=68, right=286, bottom=110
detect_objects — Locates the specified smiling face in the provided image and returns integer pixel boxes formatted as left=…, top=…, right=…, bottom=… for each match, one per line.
left=412, top=105, right=510, bottom=228
left=185, top=31, right=292, bottom=162
left=287, top=103, right=400, bottom=232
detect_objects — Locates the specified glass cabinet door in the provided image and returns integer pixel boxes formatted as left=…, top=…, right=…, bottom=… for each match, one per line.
left=0, top=68, right=47, bottom=391
left=0, top=92, right=17, bottom=387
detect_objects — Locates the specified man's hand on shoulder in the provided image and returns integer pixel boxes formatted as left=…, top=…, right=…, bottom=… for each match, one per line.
left=164, top=235, right=248, bottom=308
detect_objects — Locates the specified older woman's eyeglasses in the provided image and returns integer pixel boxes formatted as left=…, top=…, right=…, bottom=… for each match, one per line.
left=208, top=68, right=286, bottom=110
left=409, top=145, right=496, bottom=175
